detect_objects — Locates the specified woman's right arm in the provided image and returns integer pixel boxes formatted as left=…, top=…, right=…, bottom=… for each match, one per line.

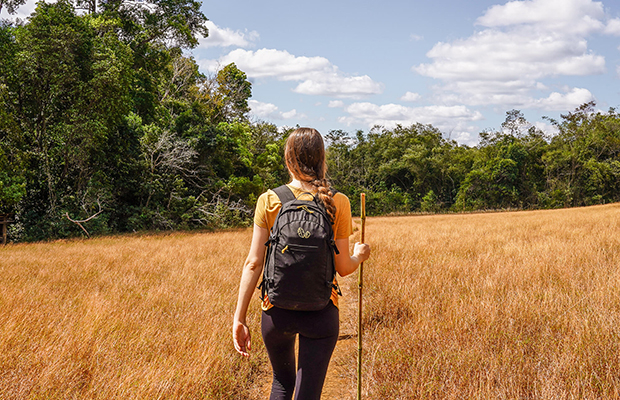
left=232, top=224, right=269, bottom=357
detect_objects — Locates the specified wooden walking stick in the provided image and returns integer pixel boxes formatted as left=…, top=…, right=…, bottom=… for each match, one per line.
left=357, top=193, right=366, bottom=400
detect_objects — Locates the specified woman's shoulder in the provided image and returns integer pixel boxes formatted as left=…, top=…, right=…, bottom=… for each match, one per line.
left=333, top=191, right=350, bottom=205
left=256, top=189, right=283, bottom=211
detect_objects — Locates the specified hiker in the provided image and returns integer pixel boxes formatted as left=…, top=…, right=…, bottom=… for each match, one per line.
left=233, top=127, right=371, bottom=399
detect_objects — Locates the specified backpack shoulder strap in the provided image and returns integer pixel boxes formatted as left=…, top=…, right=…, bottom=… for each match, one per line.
left=272, top=184, right=296, bottom=205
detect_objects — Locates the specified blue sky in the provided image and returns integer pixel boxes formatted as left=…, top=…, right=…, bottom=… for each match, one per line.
left=4, top=0, right=620, bottom=144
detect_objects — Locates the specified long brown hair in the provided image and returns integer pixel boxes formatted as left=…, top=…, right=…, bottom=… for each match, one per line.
left=284, top=128, right=336, bottom=222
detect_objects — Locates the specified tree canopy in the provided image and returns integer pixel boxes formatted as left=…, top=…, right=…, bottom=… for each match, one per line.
left=1, top=2, right=619, bottom=242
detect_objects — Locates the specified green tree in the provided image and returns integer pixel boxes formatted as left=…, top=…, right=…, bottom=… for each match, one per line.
left=0, top=0, right=26, bottom=14
left=99, top=0, right=208, bottom=48
left=454, top=111, right=547, bottom=211
left=0, top=147, right=25, bottom=214
left=327, top=124, right=472, bottom=215
left=0, top=1, right=133, bottom=239
left=542, top=102, right=620, bottom=207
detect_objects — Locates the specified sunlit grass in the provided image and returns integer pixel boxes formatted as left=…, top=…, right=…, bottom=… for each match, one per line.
left=3, top=204, right=620, bottom=399
left=353, top=204, right=620, bottom=399
left=0, top=231, right=268, bottom=399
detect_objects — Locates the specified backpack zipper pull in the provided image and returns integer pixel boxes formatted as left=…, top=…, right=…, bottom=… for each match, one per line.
left=296, top=205, right=314, bottom=213
left=281, top=245, right=289, bottom=254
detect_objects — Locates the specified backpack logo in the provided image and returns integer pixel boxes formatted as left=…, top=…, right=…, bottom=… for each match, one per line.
left=297, top=227, right=311, bottom=239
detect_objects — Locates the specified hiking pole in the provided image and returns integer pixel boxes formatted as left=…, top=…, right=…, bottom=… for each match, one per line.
left=357, top=193, right=366, bottom=400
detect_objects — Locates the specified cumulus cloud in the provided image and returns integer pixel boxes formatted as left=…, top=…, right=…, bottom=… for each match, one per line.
left=197, top=22, right=259, bottom=49
left=338, top=102, right=483, bottom=145
left=476, top=0, right=606, bottom=34
left=401, top=91, right=421, bottom=102
left=202, top=48, right=383, bottom=98
left=533, top=88, right=595, bottom=110
left=414, top=0, right=615, bottom=112
left=249, top=100, right=304, bottom=120
left=606, top=18, right=620, bottom=35
left=328, top=100, right=344, bottom=108
left=294, top=74, right=382, bottom=97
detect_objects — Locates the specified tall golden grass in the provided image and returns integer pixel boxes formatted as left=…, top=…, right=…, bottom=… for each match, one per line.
left=2, top=204, right=620, bottom=399
left=353, top=204, right=620, bottom=399
left=0, top=231, right=268, bottom=399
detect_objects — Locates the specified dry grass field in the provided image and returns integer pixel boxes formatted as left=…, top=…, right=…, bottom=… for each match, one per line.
left=352, top=203, right=620, bottom=399
left=0, top=230, right=269, bottom=399
left=1, top=203, right=619, bottom=399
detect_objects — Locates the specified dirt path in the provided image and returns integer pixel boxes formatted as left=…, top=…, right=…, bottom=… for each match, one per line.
left=320, top=274, right=357, bottom=400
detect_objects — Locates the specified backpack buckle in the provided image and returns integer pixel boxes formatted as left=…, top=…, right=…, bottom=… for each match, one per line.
left=330, top=239, right=340, bottom=255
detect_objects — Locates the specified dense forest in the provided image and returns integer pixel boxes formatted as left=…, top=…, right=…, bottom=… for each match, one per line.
left=1, top=0, right=619, bottom=242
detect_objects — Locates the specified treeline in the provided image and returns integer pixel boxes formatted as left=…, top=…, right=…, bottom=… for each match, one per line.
left=1, top=1, right=619, bottom=242
left=328, top=104, right=620, bottom=216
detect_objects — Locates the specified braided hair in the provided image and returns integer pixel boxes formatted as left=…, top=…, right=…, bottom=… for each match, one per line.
left=284, top=128, right=336, bottom=222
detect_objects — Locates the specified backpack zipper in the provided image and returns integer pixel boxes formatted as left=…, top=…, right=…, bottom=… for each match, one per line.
left=281, top=243, right=319, bottom=253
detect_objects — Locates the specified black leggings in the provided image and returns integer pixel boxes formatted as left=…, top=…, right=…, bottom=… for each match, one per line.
left=261, top=302, right=339, bottom=400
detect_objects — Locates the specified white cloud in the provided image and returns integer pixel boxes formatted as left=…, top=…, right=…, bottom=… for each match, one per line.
left=605, top=18, right=620, bottom=35
left=338, top=102, right=483, bottom=145
left=328, top=100, right=344, bottom=108
left=414, top=0, right=616, bottom=112
left=294, top=74, right=382, bottom=98
left=249, top=100, right=304, bottom=120
left=401, top=91, right=421, bottom=102
left=476, top=0, right=606, bottom=35
left=201, top=48, right=383, bottom=98
left=410, top=34, right=424, bottom=41
left=533, top=87, right=595, bottom=110
left=416, top=30, right=605, bottom=82
left=281, top=109, right=299, bottom=119
left=197, top=22, right=258, bottom=49
left=203, top=48, right=329, bottom=79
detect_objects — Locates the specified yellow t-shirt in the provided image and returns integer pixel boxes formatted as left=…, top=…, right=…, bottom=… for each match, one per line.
left=254, top=184, right=353, bottom=310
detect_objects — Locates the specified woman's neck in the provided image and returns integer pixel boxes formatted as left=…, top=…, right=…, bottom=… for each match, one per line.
left=289, top=178, right=315, bottom=192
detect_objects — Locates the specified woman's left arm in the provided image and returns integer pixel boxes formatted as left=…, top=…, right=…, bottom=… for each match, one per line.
left=334, top=237, right=370, bottom=277
left=233, top=224, right=269, bottom=357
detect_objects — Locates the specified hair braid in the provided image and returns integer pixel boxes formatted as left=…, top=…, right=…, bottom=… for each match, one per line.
left=311, top=178, right=336, bottom=223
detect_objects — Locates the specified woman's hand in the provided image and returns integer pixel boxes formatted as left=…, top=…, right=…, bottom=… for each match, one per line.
left=353, top=242, right=370, bottom=263
left=233, top=319, right=252, bottom=357
left=335, top=238, right=371, bottom=277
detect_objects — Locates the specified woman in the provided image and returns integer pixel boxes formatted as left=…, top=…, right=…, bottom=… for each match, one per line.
left=233, top=127, right=371, bottom=399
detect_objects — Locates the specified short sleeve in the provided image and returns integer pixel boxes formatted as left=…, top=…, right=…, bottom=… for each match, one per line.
left=253, top=192, right=269, bottom=229
left=253, top=189, right=283, bottom=231
left=333, top=193, right=353, bottom=239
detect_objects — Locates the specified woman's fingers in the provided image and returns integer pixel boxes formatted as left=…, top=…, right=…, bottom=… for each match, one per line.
left=354, top=242, right=371, bottom=261
left=233, top=322, right=251, bottom=357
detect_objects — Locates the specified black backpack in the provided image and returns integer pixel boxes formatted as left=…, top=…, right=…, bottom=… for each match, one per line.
left=260, top=185, right=340, bottom=311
